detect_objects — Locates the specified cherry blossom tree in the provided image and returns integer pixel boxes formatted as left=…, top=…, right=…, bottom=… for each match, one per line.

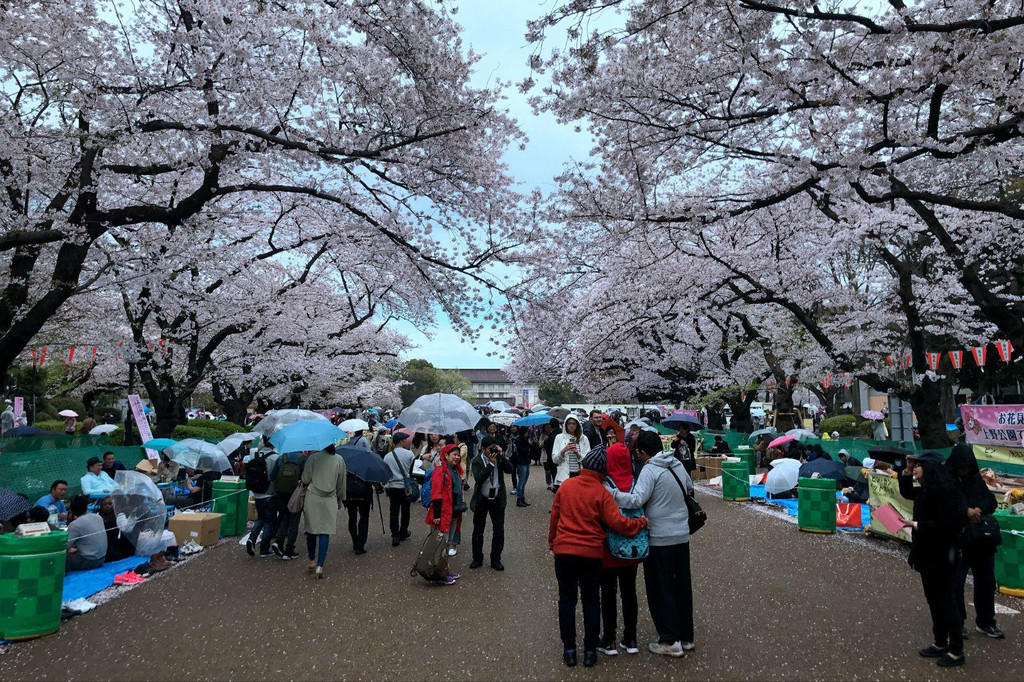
left=518, top=0, right=1024, bottom=447
left=0, top=0, right=523, bottom=381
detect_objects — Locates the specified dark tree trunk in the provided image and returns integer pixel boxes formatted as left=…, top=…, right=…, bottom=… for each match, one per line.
left=910, top=378, right=950, bottom=449
left=725, top=392, right=756, bottom=432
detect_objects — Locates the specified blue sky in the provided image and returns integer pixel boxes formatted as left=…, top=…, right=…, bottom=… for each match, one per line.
left=394, top=2, right=593, bottom=369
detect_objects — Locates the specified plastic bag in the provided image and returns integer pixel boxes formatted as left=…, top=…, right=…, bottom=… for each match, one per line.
left=112, top=471, right=169, bottom=555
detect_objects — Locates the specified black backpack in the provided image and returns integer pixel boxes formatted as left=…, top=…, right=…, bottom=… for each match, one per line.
left=245, top=453, right=271, bottom=494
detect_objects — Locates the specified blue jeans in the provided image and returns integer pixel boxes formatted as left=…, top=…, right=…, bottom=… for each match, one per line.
left=306, top=533, right=330, bottom=567
left=516, top=463, right=530, bottom=501
left=248, top=497, right=275, bottom=544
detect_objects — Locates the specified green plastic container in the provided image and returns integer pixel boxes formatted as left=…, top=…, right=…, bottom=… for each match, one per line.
left=798, top=477, right=836, bottom=534
left=0, top=531, right=68, bottom=640
left=721, top=461, right=750, bottom=501
left=994, top=512, right=1024, bottom=598
left=211, top=479, right=247, bottom=536
left=736, top=452, right=756, bottom=478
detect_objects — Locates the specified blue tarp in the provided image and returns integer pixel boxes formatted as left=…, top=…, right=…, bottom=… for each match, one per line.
left=62, top=556, right=149, bottom=603
left=750, top=484, right=870, bottom=530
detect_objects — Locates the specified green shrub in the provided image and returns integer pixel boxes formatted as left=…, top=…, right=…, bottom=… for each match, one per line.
left=183, top=419, right=248, bottom=436
left=106, top=429, right=125, bottom=446
left=48, top=396, right=88, bottom=418
left=174, top=424, right=223, bottom=440
left=819, top=414, right=857, bottom=436
left=35, top=419, right=68, bottom=433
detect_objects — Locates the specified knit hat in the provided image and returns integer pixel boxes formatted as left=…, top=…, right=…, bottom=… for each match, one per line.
left=391, top=432, right=410, bottom=445
left=581, top=445, right=607, bottom=475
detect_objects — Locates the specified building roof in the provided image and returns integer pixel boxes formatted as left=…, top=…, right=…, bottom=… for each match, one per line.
left=451, top=368, right=511, bottom=383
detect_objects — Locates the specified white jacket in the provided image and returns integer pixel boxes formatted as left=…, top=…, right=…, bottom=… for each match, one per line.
left=551, top=416, right=591, bottom=486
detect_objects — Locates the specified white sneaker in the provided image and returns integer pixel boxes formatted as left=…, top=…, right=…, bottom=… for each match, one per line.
left=648, top=641, right=684, bottom=658
left=680, top=641, right=696, bottom=651
left=619, top=641, right=640, bottom=655
left=597, top=644, right=618, bottom=656
left=447, top=547, right=457, bottom=556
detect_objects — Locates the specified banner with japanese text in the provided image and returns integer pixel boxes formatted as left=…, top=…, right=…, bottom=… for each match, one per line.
left=128, top=395, right=158, bottom=461
left=960, top=404, right=1024, bottom=448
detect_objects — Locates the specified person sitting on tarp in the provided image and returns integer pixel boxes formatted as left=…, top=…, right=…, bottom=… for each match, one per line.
left=66, top=495, right=107, bottom=571
left=172, top=466, right=221, bottom=508
left=80, top=457, right=116, bottom=496
left=98, top=496, right=136, bottom=562
left=709, top=436, right=731, bottom=454
left=836, top=449, right=862, bottom=467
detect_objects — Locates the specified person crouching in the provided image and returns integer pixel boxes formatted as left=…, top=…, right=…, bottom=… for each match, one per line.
left=548, top=447, right=648, bottom=668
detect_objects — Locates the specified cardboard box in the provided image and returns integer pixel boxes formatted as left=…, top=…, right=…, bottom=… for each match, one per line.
left=135, top=458, right=158, bottom=474
left=694, top=456, right=725, bottom=481
left=247, top=497, right=257, bottom=522
left=168, top=512, right=222, bottom=547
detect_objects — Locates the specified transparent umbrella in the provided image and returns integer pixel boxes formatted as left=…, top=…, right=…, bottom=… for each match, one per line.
left=216, top=432, right=261, bottom=455
left=251, top=409, right=328, bottom=436
left=112, top=471, right=168, bottom=555
left=786, top=428, right=818, bottom=441
left=397, top=393, right=483, bottom=434
left=166, top=439, right=233, bottom=473
left=487, top=400, right=512, bottom=412
left=765, top=459, right=801, bottom=496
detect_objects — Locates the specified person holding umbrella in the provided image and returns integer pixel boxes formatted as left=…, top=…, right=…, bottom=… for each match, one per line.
left=301, top=445, right=347, bottom=579
left=897, top=452, right=967, bottom=668
left=425, top=443, right=465, bottom=584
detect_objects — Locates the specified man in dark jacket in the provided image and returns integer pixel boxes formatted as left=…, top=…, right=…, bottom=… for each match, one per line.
left=946, top=443, right=1004, bottom=639
left=470, top=436, right=514, bottom=570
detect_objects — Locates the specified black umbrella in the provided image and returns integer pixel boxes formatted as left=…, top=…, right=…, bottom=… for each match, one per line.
left=337, top=445, right=391, bottom=484
left=798, top=458, right=845, bottom=482
left=0, top=487, right=32, bottom=522
left=4, top=425, right=44, bottom=437
left=868, top=446, right=912, bottom=473
left=663, top=414, right=702, bottom=430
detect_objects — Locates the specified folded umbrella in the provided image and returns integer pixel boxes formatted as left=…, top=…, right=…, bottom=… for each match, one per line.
left=269, top=420, right=345, bottom=454
left=768, top=434, right=797, bottom=448
left=337, top=445, right=391, bottom=484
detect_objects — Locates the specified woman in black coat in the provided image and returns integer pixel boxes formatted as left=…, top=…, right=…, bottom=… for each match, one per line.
left=946, top=443, right=1003, bottom=639
left=898, top=452, right=967, bottom=668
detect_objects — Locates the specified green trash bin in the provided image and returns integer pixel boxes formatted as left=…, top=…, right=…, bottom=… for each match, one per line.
left=798, top=477, right=836, bottom=534
left=0, top=531, right=68, bottom=641
left=994, top=511, right=1024, bottom=598
left=721, top=460, right=750, bottom=501
left=211, top=479, right=247, bottom=536
left=736, top=452, right=756, bottom=478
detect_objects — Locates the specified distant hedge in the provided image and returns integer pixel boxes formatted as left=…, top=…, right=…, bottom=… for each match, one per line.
left=818, top=414, right=856, bottom=436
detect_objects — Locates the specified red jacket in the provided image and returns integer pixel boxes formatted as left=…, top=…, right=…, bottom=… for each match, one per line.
left=424, top=464, right=462, bottom=534
left=549, top=469, right=648, bottom=559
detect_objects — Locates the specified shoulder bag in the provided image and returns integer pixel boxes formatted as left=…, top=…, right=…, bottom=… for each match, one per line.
left=963, top=515, right=1002, bottom=549
left=666, top=465, right=707, bottom=535
left=392, top=450, right=420, bottom=503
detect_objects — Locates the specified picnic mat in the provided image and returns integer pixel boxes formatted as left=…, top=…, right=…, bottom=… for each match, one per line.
left=62, top=556, right=149, bottom=603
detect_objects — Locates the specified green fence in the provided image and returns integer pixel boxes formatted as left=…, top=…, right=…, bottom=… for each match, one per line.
left=0, top=442, right=146, bottom=502
left=0, top=434, right=111, bottom=454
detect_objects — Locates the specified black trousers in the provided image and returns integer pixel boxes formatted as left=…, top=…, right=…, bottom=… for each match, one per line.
left=643, top=543, right=694, bottom=645
left=272, top=492, right=300, bottom=553
left=386, top=488, right=411, bottom=540
left=921, top=561, right=964, bottom=655
left=600, top=565, right=639, bottom=645
left=955, top=544, right=997, bottom=628
left=345, top=498, right=371, bottom=551
left=555, top=554, right=602, bottom=652
left=471, top=496, right=505, bottom=563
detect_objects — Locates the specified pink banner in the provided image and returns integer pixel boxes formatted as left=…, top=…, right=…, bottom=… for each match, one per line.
left=13, top=396, right=23, bottom=423
left=128, top=395, right=158, bottom=460
left=960, top=404, right=1024, bottom=448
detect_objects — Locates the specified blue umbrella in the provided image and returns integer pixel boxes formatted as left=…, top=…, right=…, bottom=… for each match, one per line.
left=142, top=438, right=179, bottom=451
left=337, top=445, right=391, bottom=484
left=269, top=420, right=344, bottom=454
left=513, top=412, right=551, bottom=427
left=384, top=418, right=398, bottom=429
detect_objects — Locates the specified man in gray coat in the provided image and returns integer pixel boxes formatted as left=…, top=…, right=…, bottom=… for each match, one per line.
left=611, top=430, right=695, bottom=658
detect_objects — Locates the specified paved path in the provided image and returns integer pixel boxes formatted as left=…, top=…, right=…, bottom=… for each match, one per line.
left=5, top=471, right=1022, bottom=680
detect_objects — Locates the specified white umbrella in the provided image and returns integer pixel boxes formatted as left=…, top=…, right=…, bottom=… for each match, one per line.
left=58, top=409, right=79, bottom=418
left=765, top=458, right=801, bottom=496
left=397, top=393, right=482, bottom=434
left=786, top=428, right=817, bottom=440
left=216, top=431, right=261, bottom=454
left=530, top=404, right=549, bottom=413
left=89, top=424, right=119, bottom=435
left=487, top=400, right=512, bottom=412
left=624, top=420, right=646, bottom=431
left=339, top=418, right=370, bottom=433
left=251, top=409, right=327, bottom=436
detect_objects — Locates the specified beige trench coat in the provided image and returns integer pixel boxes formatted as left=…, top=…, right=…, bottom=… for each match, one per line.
left=301, top=450, right=347, bottom=535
